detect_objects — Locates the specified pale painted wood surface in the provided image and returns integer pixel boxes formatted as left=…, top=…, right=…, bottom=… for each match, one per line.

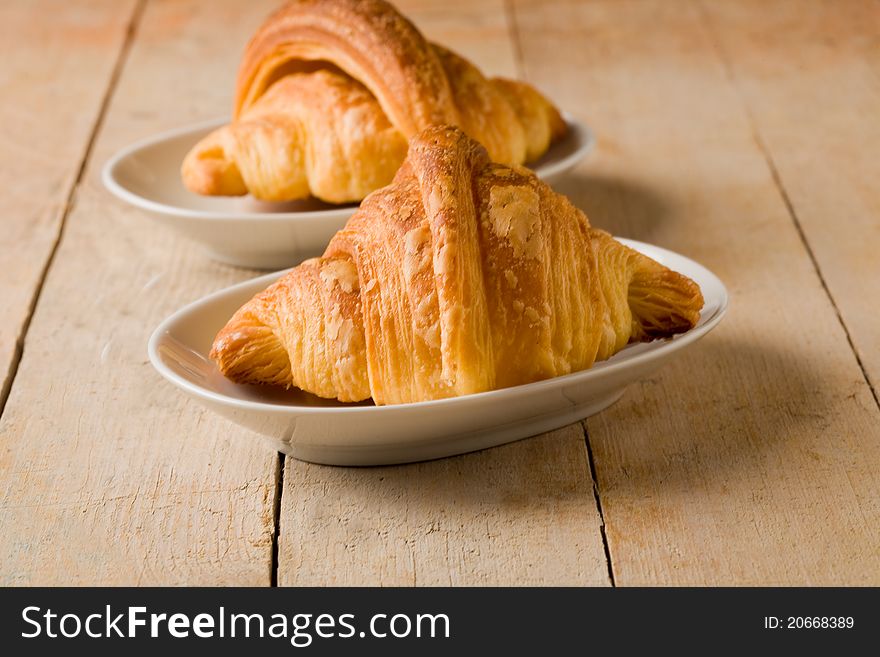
left=511, top=0, right=880, bottom=585
left=0, top=0, right=138, bottom=404
left=0, top=0, right=284, bottom=585
left=280, top=426, right=609, bottom=586
left=700, top=0, right=880, bottom=396
left=1, top=0, right=879, bottom=585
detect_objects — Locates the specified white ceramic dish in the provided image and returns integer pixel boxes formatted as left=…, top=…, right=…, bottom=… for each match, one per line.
left=103, top=115, right=594, bottom=270
left=149, top=239, right=727, bottom=466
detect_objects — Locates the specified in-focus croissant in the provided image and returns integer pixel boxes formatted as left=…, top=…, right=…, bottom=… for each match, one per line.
left=211, top=126, right=704, bottom=405
left=182, top=0, right=566, bottom=203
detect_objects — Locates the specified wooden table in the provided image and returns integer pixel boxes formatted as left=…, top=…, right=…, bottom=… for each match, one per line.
left=2, top=0, right=879, bottom=586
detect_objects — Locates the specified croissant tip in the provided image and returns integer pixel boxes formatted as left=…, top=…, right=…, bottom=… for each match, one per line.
left=181, top=131, right=248, bottom=197
left=410, top=124, right=466, bottom=146
left=208, top=315, right=293, bottom=388
left=627, top=269, right=705, bottom=341
left=208, top=325, right=246, bottom=379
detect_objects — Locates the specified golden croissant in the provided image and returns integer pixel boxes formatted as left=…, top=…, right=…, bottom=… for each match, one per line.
left=181, top=0, right=566, bottom=204
left=210, top=126, right=704, bottom=405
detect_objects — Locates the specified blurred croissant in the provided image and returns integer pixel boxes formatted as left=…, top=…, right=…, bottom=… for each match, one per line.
left=182, top=0, right=566, bottom=204
left=210, top=126, right=704, bottom=405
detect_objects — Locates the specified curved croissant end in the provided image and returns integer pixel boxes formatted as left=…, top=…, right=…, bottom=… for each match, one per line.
left=182, top=71, right=408, bottom=203
left=211, top=126, right=704, bottom=405
left=234, top=0, right=565, bottom=160
left=234, top=0, right=457, bottom=134
left=211, top=257, right=371, bottom=402
left=491, top=77, right=569, bottom=162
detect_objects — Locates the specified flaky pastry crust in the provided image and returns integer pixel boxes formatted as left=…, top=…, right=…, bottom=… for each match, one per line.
left=182, top=0, right=566, bottom=203
left=211, top=127, right=704, bottom=405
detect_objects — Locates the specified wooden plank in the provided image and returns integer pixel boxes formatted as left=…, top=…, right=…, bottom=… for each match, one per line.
left=400, top=0, right=519, bottom=77
left=0, top=0, right=138, bottom=405
left=281, top=426, right=609, bottom=586
left=0, top=0, right=285, bottom=585
left=511, top=0, right=880, bottom=584
left=277, top=0, right=610, bottom=586
left=700, top=0, right=880, bottom=397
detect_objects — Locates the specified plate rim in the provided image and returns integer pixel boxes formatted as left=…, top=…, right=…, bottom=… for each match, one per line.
left=102, top=113, right=594, bottom=223
left=148, top=238, right=728, bottom=415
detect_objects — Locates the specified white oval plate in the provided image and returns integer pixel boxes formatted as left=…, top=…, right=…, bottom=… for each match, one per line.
left=149, top=239, right=727, bottom=466
left=103, top=115, right=594, bottom=270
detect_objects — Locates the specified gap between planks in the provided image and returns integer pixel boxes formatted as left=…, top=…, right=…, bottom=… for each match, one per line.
left=271, top=453, right=286, bottom=587
left=0, top=0, right=148, bottom=418
left=696, top=0, right=880, bottom=412
left=582, top=422, right=616, bottom=586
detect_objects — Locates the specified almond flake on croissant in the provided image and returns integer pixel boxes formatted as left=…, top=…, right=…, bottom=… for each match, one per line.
left=210, top=126, right=704, bottom=405
left=182, top=0, right=566, bottom=203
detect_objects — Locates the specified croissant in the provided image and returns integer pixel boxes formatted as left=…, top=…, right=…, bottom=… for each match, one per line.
left=182, top=0, right=566, bottom=203
left=210, top=126, right=704, bottom=405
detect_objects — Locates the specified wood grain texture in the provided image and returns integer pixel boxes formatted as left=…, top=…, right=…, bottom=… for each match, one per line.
left=401, top=0, right=519, bottom=78
left=700, top=0, right=880, bottom=397
left=0, top=0, right=286, bottom=585
left=277, top=0, right=611, bottom=586
left=511, top=0, right=880, bottom=584
left=0, top=0, right=138, bottom=404
left=280, top=426, right=608, bottom=586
